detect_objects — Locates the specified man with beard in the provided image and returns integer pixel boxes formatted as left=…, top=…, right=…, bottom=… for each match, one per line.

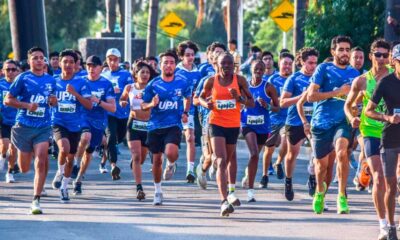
left=307, top=36, right=359, bottom=214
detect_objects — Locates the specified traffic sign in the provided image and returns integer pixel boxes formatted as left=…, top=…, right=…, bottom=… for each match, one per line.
left=159, top=12, right=186, bottom=37
left=270, top=0, right=294, bottom=32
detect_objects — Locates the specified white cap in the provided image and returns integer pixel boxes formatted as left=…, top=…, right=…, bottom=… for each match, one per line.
left=106, top=48, right=121, bottom=58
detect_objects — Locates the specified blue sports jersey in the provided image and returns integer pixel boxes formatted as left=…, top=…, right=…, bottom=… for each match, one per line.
left=199, top=62, right=214, bottom=78
left=176, top=63, right=202, bottom=115
left=310, top=62, right=359, bottom=129
left=0, top=79, right=17, bottom=126
left=142, top=74, right=191, bottom=131
left=241, top=80, right=271, bottom=134
left=75, top=69, right=88, bottom=77
left=84, top=76, right=115, bottom=130
left=8, top=71, right=56, bottom=128
left=283, top=71, right=313, bottom=126
left=52, top=68, right=61, bottom=75
left=262, top=70, right=278, bottom=82
left=52, top=75, right=91, bottom=132
left=101, top=69, right=133, bottom=119
left=268, top=73, right=288, bottom=126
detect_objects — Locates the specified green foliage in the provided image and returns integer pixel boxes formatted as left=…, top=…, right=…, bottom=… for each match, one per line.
left=0, top=0, right=12, bottom=60
left=305, top=0, right=385, bottom=62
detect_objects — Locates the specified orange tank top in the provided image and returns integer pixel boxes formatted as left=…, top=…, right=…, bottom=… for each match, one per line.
left=209, top=74, right=241, bottom=128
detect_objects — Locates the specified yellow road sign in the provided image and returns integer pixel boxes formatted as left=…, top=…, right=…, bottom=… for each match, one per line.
left=270, top=0, right=294, bottom=32
left=159, top=12, right=186, bottom=37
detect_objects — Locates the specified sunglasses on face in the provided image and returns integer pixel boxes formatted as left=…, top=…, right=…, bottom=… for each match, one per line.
left=5, top=68, right=17, bottom=72
left=373, top=52, right=389, bottom=58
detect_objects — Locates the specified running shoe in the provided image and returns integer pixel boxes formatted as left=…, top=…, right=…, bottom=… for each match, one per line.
left=153, top=192, right=163, bottom=205
left=274, top=163, right=284, bottom=179
left=196, top=164, right=207, bottom=190
left=307, top=161, right=315, bottom=175
left=227, top=192, right=241, bottom=206
left=312, top=192, right=324, bottom=214
left=337, top=193, right=350, bottom=214
left=209, top=160, right=217, bottom=180
left=30, top=199, right=42, bottom=215
left=285, top=178, right=294, bottom=201
left=378, top=226, right=388, bottom=240
left=0, top=156, right=5, bottom=172
left=247, top=189, right=256, bottom=202
left=60, top=188, right=70, bottom=203
left=99, top=163, right=108, bottom=174
left=241, top=167, right=249, bottom=189
left=137, top=189, right=146, bottom=201
left=259, top=175, right=269, bottom=188
left=5, top=172, right=15, bottom=183
left=111, top=165, right=121, bottom=180
left=163, top=162, right=176, bottom=181
left=268, top=162, right=275, bottom=175
left=186, top=170, right=195, bottom=183
left=388, top=226, right=398, bottom=240
left=307, top=174, right=316, bottom=197
left=73, top=181, right=82, bottom=195
left=52, top=171, right=62, bottom=189
left=71, top=164, right=79, bottom=179
left=220, top=201, right=234, bottom=217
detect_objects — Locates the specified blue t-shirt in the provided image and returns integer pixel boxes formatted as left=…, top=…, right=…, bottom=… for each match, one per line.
left=9, top=71, right=56, bottom=128
left=52, top=75, right=91, bottom=132
left=241, top=80, right=271, bottom=134
left=283, top=71, right=313, bottom=126
left=262, top=70, right=278, bottom=82
left=199, top=62, right=214, bottom=78
left=52, top=68, right=61, bottom=75
left=268, top=73, right=288, bottom=126
left=101, top=69, right=133, bottom=119
left=84, top=76, right=116, bottom=130
left=310, top=62, right=359, bottom=129
left=194, top=73, right=215, bottom=127
left=142, top=74, right=191, bottom=131
left=0, top=79, right=17, bottom=126
left=76, top=69, right=88, bottom=78
left=175, top=63, right=202, bottom=115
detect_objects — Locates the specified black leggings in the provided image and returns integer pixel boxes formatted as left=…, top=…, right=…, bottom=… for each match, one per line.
left=106, top=116, right=128, bottom=164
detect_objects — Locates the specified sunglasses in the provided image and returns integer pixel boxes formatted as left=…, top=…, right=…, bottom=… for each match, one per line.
left=5, top=68, right=17, bottom=72
left=373, top=52, right=389, bottom=58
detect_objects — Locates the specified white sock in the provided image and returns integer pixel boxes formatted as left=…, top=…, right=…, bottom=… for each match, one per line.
left=379, top=219, right=388, bottom=228
left=188, top=162, right=194, bottom=172
left=61, top=177, right=70, bottom=190
left=154, top=182, right=162, bottom=193
left=228, top=184, right=235, bottom=193
left=167, top=160, right=174, bottom=167
left=59, top=163, right=65, bottom=175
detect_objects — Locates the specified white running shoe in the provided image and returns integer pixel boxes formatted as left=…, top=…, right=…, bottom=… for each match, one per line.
left=307, top=162, right=315, bottom=175
left=5, top=172, right=15, bottom=183
left=209, top=157, right=217, bottom=180
left=241, top=167, right=249, bottom=189
left=153, top=192, right=163, bottom=205
left=52, top=171, right=63, bottom=189
left=378, top=226, right=388, bottom=240
left=196, top=164, right=207, bottom=189
left=247, top=189, right=256, bottom=202
left=163, top=162, right=176, bottom=181
left=99, top=163, right=108, bottom=174
left=0, top=156, right=5, bottom=172
left=227, top=192, right=241, bottom=206
left=30, top=199, right=42, bottom=215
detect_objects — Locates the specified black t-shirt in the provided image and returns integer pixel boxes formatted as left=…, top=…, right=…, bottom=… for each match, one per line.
left=371, top=73, right=400, bottom=148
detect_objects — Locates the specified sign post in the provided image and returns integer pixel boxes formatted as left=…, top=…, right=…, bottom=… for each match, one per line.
left=270, top=0, right=294, bottom=50
left=159, top=12, right=186, bottom=49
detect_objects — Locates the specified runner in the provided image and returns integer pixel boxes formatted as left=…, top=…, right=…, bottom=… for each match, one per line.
left=344, top=39, right=392, bottom=240
left=199, top=51, right=254, bottom=216
left=307, top=35, right=359, bottom=214
left=175, top=41, right=202, bottom=183
left=241, top=59, right=279, bottom=202
left=141, top=50, right=191, bottom=205
left=51, top=49, right=92, bottom=203
left=72, top=55, right=116, bottom=195
left=260, top=52, right=294, bottom=187
left=280, top=47, right=319, bottom=201
left=0, top=60, right=19, bottom=183
left=102, top=48, right=133, bottom=180
left=364, top=43, right=400, bottom=240
left=5, top=47, right=57, bottom=214
left=119, top=60, right=155, bottom=200
left=261, top=51, right=278, bottom=81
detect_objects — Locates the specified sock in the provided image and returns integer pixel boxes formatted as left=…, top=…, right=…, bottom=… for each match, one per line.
left=76, top=173, right=83, bottom=182
left=379, top=219, right=387, bottom=228
left=167, top=160, right=174, bottom=167
left=61, top=177, right=70, bottom=190
left=286, top=177, right=292, bottom=183
left=33, top=195, right=40, bottom=201
left=188, top=162, right=194, bottom=172
left=137, top=184, right=143, bottom=191
left=154, top=182, right=162, bottom=193
left=221, top=199, right=228, bottom=205
left=8, top=168, right=12, bottom=173
left=59, top=163, right=65, bottom=175
left=228, top=184, right=235, bottom=193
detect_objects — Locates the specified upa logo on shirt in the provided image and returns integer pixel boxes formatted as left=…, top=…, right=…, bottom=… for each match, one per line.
left=57, top=91, right=76, bottom=101
left=175, top=89, right=182, bottom=97
left=158, top=100, right=178, bottom=110
left=30, top=94, right=47, bottom=104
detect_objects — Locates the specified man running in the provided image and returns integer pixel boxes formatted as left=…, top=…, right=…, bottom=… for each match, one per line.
left=5, top=47, right=57, bottom=214
left=141, top=50, right=191, bottom=205
left=307, top=35, right=359, bottom=214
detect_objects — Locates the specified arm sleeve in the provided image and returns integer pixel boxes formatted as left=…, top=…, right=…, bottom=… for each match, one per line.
left=283, top=75, right=294, bottom=93
left=142, top=83, right=154, bottom=103
left=8, top=75, right=24, bottom=97
left=310, top=64, right=325, bottom=87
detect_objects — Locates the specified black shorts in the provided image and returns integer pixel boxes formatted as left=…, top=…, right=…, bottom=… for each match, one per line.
left=209, top=124, right=240, bottom=145
left=285, top=125, right=306, bottom=145
left=146, top=126, right=182, bottom=154
left=265, top=123, right=284, bottom=147
left=52, top=124, right=82, bottom=154
left=0, top=124, right=12, bottom=139
left=242, top=127, right=269, bottom=145
left=363, top=137, right=380, bottom=158
left=127, top=118, right=148, bottom=147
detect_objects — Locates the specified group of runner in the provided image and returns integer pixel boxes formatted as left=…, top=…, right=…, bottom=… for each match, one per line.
left=2, top=34, right=400, bottom=240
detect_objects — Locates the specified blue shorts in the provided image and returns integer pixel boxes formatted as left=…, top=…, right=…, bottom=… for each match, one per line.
left=363, top=137, right=381, bottom=158
left=311, top=121, right=352, bottom=159
left=88, top=124, right=105, bottom=150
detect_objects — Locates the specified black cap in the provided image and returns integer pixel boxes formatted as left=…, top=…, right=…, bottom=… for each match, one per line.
left=86, top=55, right=102, bottom=66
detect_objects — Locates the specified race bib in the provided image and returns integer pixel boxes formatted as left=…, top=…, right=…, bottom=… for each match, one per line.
left=2, top=90, right=8, bottom=104
left=247, top=115, right=264, bottom=125
left=27, top=107, right=45, bottom=118
left=111, top=79, right=120, bottom=94
left=304, top=106, right=313, bottom=117
left=394, top=108, right=400, bottom=116
left=216, top=99, right=236, bottom=110
left=131, top=120, right=148, bottom=131
left=58, top=103, right=76, bottom=113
